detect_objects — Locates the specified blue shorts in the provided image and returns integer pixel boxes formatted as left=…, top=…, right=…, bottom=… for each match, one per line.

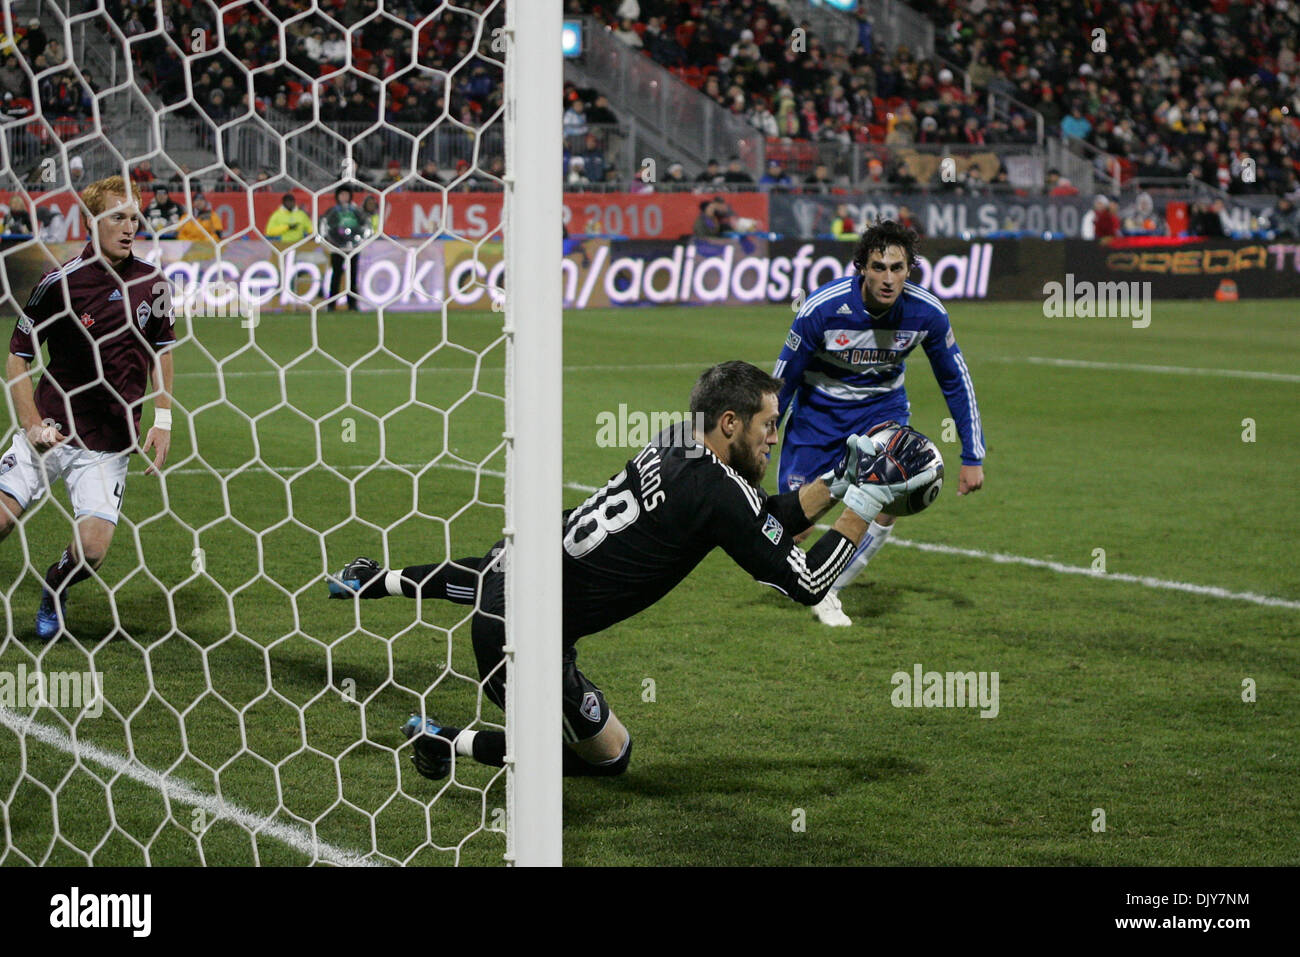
left=778, top=396, right=910, bottom=493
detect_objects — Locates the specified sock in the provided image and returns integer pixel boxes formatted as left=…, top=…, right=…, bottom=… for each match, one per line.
left=833, top=520, right=894, bottom=590
left=389, top=559, right=482, bottom=603
left=44, top=548, right=90, bottom=597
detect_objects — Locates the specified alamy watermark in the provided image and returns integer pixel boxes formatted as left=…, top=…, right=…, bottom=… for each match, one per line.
left=595, top=404, right=706, bottom=456
left=0, top=664, right=104, bottom=716
left=891, top=663, right=999, bottom=718
left=1042, top=274, right=1152, bottom=328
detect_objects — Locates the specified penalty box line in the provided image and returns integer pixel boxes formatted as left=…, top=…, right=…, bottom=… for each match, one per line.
left=0, top=706, right=382, bottom=868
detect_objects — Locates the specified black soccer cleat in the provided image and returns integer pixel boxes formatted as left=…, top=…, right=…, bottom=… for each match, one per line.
left=403, top=714, right=454, bottom=781
left=326, top=556, right=383, bottom=598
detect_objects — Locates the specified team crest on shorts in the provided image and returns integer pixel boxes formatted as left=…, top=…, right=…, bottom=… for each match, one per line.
left=580, top=691, right=601, bottom=723
left=761, top=513, right=783, bottom=545
left=0, top=452, right=15, bottom=475
left=787, top=474, right=805, bottom=490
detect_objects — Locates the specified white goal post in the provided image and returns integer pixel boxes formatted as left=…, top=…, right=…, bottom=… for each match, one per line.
left=0, top=0, right=563, bottom=866
left=503, top=0, right=563, bottom=867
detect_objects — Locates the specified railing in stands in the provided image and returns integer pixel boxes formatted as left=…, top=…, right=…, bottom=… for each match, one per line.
left=565, top=16, right=765, bottom=180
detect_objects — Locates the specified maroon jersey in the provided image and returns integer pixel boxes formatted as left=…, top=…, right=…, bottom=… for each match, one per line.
left=10, top=243, right=176, bottom=453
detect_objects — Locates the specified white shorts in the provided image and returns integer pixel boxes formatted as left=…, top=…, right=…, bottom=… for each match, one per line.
left=0, top=433, right=130, bottom=524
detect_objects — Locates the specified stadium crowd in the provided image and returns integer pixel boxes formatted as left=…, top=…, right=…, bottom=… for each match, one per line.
left=590, top=0, right=1300, bottom=200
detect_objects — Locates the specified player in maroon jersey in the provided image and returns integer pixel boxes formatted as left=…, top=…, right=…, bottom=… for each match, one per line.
left=0, top=176, right=176, bottom=639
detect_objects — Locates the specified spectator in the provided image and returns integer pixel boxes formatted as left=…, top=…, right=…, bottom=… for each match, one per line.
left=362, top=194, right=381, bottom=235
left=1189, top=199, right=1227, bottom=237
left=566, top=155, right=590, bottom=186
left=804, top=163, right=835, bottom=192
left=830, top=204, right=859, bottom=241
left=562, top=98, right=588, bottom=149
left=585, top=94, right=618, bottom=125
left=1049, top=175, right=1080, bottom=197
left=144, top=185, right=184, bottom=235
left=130, top=160, right=155, bottom=188
left=20, top=19, right=46, bottom=61
left=613, top=18, right=642, bottom=50
left=1122, top=192, right=1161, bottom=235
left=177, top=194, right=224, bottom=241
left=664, top=162, right=688, bottom=187
left=1092, top=195, right=1121, bottom=239
left=264, top=192, right=313, bottom=243
left=1061, top=106, right=1092, bottom=141
left=3, top=195, right=33, bottom=236
left=580, top=133, right=607, bottom=182
left=897, top=204, right=923, bottom=237
left=696, top=159, right=725, bottom=184
left=722, top=157, right=754, bottom=184
left=1269, top=197, right=1300, bottom=238
left=692, top=197, right=732, bottom=237
left=759, top=159, right=793, bottom=191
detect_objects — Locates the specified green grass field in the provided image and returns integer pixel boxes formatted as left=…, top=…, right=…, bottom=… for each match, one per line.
left=1, top=298, right=1297, bottom=866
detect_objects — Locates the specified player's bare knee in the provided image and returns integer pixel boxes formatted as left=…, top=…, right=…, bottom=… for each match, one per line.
left=793, top=527, right=813, bottom=544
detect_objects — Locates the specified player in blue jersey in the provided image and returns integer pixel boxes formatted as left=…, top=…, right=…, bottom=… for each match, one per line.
left=772, top=220, right=985, bottom=626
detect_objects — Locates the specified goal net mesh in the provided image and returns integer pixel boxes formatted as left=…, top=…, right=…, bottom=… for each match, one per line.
left=0, top=0, right=525, bottom=866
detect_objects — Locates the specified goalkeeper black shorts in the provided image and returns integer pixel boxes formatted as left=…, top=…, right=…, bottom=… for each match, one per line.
left=470, top=542, right=612, bottom=743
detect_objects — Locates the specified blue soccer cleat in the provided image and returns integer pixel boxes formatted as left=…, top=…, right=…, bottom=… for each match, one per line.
left=35, top=589, right=68, bottom=640
left=403, top=714, right=453, bottom=781
left=326, top=556, right=382, bottom=598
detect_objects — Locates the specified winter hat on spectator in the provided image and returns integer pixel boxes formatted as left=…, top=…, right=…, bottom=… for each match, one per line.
left=70, top=156, right=83, bottom=171
left=921, top=116, right=938, bottom=130
left=938, top=68, right=953, bottom=84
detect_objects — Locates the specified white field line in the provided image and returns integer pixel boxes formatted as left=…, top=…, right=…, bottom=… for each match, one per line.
left=806, top=523, right=1298, bottom=611
left=1009, top=356, right=1300, bottom=383
left=0, top=706, right=381, bottom=867
left=175, top=356, right=1299, bottom=382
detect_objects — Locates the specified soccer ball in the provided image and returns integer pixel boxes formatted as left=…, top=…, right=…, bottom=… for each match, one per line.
left=863, top=424, right=944, bottom=516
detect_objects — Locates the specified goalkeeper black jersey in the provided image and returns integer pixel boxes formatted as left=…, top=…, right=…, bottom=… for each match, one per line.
left=559, top=423, right=858, bottom=641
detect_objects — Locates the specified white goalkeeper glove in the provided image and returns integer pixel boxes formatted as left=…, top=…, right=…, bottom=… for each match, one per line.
left=820, top=431, right=894, bottom=499
left=819, top=433, right=863, bottom=499
left=842, top=465, right=939, bottom=524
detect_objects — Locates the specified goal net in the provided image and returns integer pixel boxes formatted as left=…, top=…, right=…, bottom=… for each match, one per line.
left=0, top=0, right=561, bottom=866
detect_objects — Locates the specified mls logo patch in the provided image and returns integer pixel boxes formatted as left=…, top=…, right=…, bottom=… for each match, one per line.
left=784, top=330, right=801, bottom=352
left=761, top=513, right=783, bottom=545
left=17, top=315, right=32, bottom=335
left=945, top=327, right=956, bottom=348
left=108, top=289, right=123, bottom=301
left=580, top=691, right=602, bottom=723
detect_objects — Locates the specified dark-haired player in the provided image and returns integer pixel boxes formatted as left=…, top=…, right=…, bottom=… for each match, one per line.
left=327, top=361, right=938, bottom=779
left=773, top=219, right=985, bottom=627
left=0, top=175, right=176, bottom=639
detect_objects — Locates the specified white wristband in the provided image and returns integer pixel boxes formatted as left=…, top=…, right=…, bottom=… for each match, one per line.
left=153, top=408, right=172, bottom=431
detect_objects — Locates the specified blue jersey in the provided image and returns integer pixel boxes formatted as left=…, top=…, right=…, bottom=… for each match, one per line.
left=773, top=277, right=985, bottom=466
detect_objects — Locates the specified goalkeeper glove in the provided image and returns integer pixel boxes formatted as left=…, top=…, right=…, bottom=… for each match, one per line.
left=841, top=430, right=940, bottom=523
left=820, top=425, right=901, bottom=499
left=819, top=433, right=864, bottom=499
left=843, top=466, right=938, bottom=523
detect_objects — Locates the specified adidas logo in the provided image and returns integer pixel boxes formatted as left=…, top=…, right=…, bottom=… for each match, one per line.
left=837, top=303, right=852, bottom=314
left=108, top=289, right=122, bottom=301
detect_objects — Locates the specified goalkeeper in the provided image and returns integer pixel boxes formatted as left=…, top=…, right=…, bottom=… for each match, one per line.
left=327, top=361, right=937, bottom=780
left=319, top=185, right=370, bottom=311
